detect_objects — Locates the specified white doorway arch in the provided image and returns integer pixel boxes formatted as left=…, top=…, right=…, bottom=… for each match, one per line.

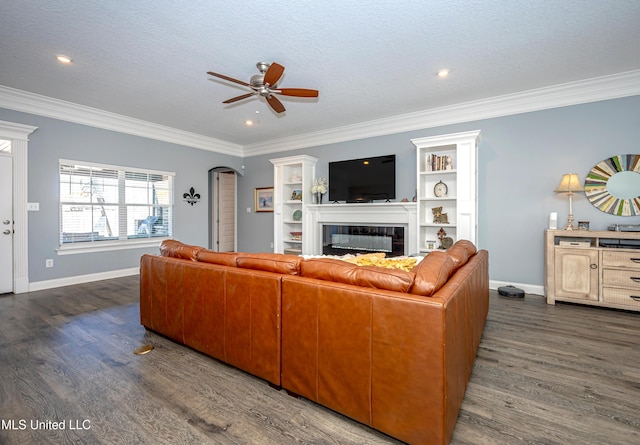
left=0, top=120, right=38, bottom=293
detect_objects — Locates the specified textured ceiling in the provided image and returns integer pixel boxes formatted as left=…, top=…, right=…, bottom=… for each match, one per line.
left=1, top=0, right=640, bottom=149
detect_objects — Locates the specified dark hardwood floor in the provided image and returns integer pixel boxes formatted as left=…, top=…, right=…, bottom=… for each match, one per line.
left=0, top=276, right=638, bottom=444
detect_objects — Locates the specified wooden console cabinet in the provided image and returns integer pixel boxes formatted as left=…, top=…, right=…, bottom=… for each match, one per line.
left=545, top=229, right=640, bottom=311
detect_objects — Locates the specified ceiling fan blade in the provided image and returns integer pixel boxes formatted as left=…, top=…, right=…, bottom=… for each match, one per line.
left=264, top=62, right=285, bottom=87
left=207, top=71, right=252, bottom=88
left=275, top=88, right=319, bottom=98
left=223, top=92, right=256, bottom=104
left=266, top=95, right=286, bottom=113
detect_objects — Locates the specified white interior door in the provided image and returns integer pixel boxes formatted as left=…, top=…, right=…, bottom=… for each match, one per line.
left=212, top=170, right=236, bottom=252
left=0, top=154, right=13, bottom=293
left=218, top=171, right=236, bottom=251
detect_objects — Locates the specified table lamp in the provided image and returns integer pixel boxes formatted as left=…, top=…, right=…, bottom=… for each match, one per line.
left=554, top=173, right=584, bottom=230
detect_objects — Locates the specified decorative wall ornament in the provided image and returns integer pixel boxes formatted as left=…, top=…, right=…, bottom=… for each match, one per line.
left=183, top=187, right=201, bottom=205
left=584, top=154, right=640, bottom=216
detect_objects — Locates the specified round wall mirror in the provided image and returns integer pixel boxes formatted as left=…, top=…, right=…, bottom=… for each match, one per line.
left=584, top=154, right=640, bottom=216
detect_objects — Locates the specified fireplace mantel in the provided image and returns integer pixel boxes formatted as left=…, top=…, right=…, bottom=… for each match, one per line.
left=304, top=202, right=417, bottom=255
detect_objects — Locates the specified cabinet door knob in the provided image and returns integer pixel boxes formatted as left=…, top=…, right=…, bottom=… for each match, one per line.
left=590, top=263, right=597, bottom=269
left=2, top=229, right=10, bottom=235
left=2, top=220, right=9, bottom=225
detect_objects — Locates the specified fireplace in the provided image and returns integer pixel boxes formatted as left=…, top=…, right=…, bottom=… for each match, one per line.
left=322, top=225, right=405, bottom=257
left=304, top=202, right=417, bottom=256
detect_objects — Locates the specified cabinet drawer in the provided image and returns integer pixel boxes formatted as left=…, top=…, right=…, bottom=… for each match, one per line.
left=602, top=251, right=640, bottom=269
left=602, top=269, right=640, bottom=289
left=602, top=287, right=640, bottom=310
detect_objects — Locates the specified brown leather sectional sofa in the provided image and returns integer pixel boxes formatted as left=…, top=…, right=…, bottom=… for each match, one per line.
left=140, top=239, right=489, bottom=444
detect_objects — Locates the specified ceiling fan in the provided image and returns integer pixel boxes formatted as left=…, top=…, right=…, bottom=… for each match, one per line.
left=207, top=62, right=318, bottom=114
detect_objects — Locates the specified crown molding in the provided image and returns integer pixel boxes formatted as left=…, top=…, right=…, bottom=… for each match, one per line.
left=0, top=86, right=243, bottom=156
left=242, top=69, right=640, bottom=156
left=0, top=119, right=38, bottom=140
left=2, top=70, right=639, bottom=158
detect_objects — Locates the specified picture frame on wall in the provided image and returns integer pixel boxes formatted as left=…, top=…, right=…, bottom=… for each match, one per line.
left=255, top=187, right=274, bottom=212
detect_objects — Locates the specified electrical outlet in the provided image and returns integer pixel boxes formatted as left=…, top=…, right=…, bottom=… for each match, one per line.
left=247, top=207, right=251, bottom=213
left=45, top=259, right=53, bottom=268
left=270, top=242, right=274, bottom=248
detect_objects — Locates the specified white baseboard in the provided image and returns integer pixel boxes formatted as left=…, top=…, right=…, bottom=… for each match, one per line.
left=490, top=280, right=544, bottom=297
left=28, top=268, right=139, bottom=292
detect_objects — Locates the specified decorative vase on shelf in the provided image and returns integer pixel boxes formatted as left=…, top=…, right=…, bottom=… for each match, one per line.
left=314, top=192, right=324, bottom=204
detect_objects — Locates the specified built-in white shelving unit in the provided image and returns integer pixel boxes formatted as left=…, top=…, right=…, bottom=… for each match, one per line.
left=412, top=130, right=480, bottom=254
left=270, top=155, right=317, bottom=255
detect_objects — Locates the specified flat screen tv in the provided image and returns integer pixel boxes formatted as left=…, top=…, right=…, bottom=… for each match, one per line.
left=329, top=154, right=396, bottom=202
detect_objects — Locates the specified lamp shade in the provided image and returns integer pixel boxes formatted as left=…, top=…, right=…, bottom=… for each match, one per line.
left=554, top=173, right=585, bottom=193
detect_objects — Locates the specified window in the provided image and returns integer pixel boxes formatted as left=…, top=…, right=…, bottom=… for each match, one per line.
left=0, top=139, right=11, bottom=153
left=59, top=160, right=174, bottom=248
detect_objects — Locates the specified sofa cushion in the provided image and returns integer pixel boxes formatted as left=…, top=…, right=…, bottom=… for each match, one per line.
left=447, top=240, right=477, bottom=270
left=301, top=258, right=415, bottom=293
left=159, top=239, right=202, bottom=261
left=196, top=249, right=238, bottom=267
left=236, top=253, right=302, bottom=275
left=301, top=258, right=359, bottom=284
left=355, top=266, right=415, bottom=293
left=410, top=251, right=455, bottom=296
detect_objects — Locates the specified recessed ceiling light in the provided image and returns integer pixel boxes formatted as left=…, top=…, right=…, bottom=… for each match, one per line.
left=438, top=69, right=449, bottom=78
left=245, top=120, right=254, bottom=126
left=56, top=55, right=72, bottom=64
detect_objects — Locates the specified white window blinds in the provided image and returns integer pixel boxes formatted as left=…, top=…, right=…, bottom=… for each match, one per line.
left=59, top=160, right=174, bottom=245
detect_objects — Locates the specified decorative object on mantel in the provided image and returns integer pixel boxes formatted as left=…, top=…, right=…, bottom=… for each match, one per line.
left=554, top=173, right=585, bottom=230
left=584, top=154, right=640, bottom=216
left=183, top=187, right=201, bottom=206
left=437, top=227, right=454, bottom=249
left=311, top=177, right=327, bottom=204
left=432, top=206, right=449, bottom=224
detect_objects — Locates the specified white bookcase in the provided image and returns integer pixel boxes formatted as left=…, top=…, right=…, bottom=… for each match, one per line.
left=270, top=155, right=317, bottom=255
left=411, top=130, right=480, bottom=254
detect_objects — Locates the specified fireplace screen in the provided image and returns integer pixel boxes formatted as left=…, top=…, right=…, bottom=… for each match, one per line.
left=322, top=225, right=405, bottom=257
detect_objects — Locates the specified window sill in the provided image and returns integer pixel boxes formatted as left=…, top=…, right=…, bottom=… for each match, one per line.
left=57, top=238, right=169, bottom=255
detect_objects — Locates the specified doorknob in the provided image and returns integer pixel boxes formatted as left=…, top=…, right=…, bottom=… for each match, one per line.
left=2, top=220, right=9, bottom=225
left=3, top=230, right=10, bottom=235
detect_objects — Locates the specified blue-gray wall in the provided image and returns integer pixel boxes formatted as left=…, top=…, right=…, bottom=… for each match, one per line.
left=2, top=95, right=640, bottom=289
left=0, top=108, right=243, bottom=283
left=238, top=95, right=640, bottom=289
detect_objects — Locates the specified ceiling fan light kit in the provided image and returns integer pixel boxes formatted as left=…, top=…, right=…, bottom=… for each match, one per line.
left=207, top=62, right=318, bottom=114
